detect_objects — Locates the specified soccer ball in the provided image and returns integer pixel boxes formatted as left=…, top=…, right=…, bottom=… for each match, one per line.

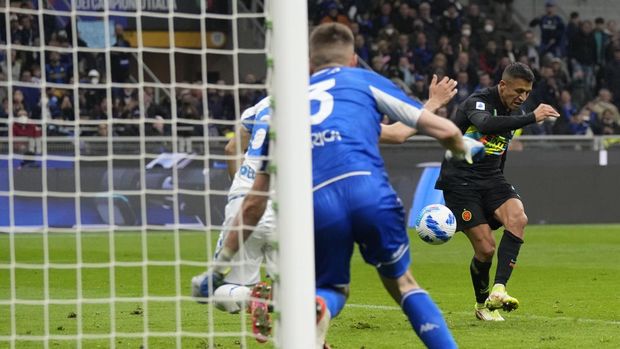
left=415, top=204, right=456, bottom=245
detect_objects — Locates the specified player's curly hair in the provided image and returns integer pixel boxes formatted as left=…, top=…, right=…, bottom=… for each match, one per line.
left=502, top=62, right=535, bottom=83
left=309, top=23, right=354, bottom=69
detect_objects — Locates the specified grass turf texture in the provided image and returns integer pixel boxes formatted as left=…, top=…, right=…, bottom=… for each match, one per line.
left=1, top=225, right=619, bottom=349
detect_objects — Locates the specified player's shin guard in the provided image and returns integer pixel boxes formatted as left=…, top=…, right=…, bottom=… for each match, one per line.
left=316, top=287, right=346, bottom=318
left=401, top=289, right=457, bottom=349
left=470, top=257, right=492, bottom=304
left=494, top=230, right=523, bottom=285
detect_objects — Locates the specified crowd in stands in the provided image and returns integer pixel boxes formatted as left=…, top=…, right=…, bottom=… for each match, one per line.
left=2, top=0, right=620, bottom=151
left=0, top=0, right=264, bottom=145
left=310, top=0, right=620, bottom=135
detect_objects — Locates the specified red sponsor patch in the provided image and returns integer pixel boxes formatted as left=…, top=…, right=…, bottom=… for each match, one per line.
left=462, top=210, right=472, bottom=222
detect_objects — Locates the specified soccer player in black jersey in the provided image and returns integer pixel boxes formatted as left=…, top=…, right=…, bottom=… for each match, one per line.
left=435, top=62, right=560, bottom=321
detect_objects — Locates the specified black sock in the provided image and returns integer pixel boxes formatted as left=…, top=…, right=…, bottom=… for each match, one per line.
left=470, top=257, right=492, bottom=304
left=494, top=230, right=524, bottom=286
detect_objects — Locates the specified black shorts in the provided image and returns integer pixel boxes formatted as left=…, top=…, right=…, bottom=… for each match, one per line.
left=442, top=179, right=520, bottom=232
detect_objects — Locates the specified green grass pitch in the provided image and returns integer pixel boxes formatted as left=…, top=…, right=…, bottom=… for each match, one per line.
left=1, top=225, right=619, bottom=348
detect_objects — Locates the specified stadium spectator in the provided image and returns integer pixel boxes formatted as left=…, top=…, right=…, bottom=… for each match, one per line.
left=569, top=20, right=597, bottom=92
left=475, top=71, right=493, bottom=91
left=392, top=2, right=414, bottom=35
left=239, top=73, right=265, bottom=113
left=592, top=108, right=620, bottom=134
left=353, top=33, right=370, bottom=63
left=12, top=108, right=41, bottom=154
left=566, top=108, right=593, bottom=135
left=530, top=0, right=564, bottom=57
left=565, top=12, right=581, bottom=48
left=45, top=51, right=70, bottom=84
left=476, top=18, right=500, bottom=51
left=411, top=74, right=430, bottom=100
left=207, top=80, right=235, bottom=128
left=0, top=49, right=23, bottom=81
left=320, top=2, right=351, bottom=27
left=455, top=70, right=472, bottom=104
left=453, top=51, right=478, bottom=86
left=603, top=48, right=620, bottom=107
left=143, top=87, right=169, bottom=121
left=413, top=32, right=434, bottom=72
left=464, top=3, right=485, bottom=39
left=372, top=2, right=394, bottom=35
left=12, top=89, right=28, bottom=115
left=396, top=56, right=416, bottom=87
left=593, top=17, right=611, bottom=66
left=438, top=3, right=462, bottom=39
left=479, top=40, right=500, bottom=75
left=589, top=88, right=620, bottom=122
left=111, top=24, right=131, bottom=83
left=418, top=2, right=439, bottom=43
left=519, top=30, right=540, bottom=71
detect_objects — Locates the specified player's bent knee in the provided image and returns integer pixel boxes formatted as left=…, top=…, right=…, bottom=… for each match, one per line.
left=475, top=243, right=495, bottom=261
left=213, top=284, right=251, bottom=313
left=376, top=248, right=411, bottom=279
left=505, top=212, right=528, bottom=232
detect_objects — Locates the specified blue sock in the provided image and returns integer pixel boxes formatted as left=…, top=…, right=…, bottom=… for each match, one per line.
left=401, top=289, right=458, bottom=349
left=316, top=287, right=346, bottom=318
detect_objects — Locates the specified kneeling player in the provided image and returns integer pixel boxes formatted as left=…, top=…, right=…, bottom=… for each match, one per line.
left=191, top=98, right=275, bottom=315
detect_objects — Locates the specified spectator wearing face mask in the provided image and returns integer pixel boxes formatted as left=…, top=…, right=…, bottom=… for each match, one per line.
left=474, top=18, right=499, bottom=51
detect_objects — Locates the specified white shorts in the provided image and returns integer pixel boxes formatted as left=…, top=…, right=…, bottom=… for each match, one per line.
left=215, top=196, right=276, bottom=285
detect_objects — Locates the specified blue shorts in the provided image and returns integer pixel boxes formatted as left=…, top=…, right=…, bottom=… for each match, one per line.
left=313, top=173, right=410, bottom=289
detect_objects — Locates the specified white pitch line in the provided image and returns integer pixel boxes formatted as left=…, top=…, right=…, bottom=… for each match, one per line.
left=346, top=303, right=620, bottom=326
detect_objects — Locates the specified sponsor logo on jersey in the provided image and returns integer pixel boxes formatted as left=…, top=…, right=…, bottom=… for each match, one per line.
left=311, top=129, right=342, bottom=148
left=475, top=101, right=485, bottom=110
left=462, top=209, right=472, bottom=222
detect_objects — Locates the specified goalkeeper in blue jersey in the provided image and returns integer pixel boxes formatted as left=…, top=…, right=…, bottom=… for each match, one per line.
left=203, top=23, right=485, bottom=348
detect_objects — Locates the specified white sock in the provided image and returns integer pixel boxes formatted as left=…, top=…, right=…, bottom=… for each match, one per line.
left=213, top=284, right=251, bottom=313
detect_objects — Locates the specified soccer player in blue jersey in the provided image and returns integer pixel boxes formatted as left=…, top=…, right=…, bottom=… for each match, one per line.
left=205, top=23, right=485, bottom=348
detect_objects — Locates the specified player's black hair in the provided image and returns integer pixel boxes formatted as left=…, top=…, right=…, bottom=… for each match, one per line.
left=502, top=62, right=534, bottom=83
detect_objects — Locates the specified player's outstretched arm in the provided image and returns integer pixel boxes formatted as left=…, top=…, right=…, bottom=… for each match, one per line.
left=379, top=75, right=457, bottom=144
left=417, top=111, right=485, bottom=164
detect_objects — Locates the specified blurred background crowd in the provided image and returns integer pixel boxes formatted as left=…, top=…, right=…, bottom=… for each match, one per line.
left=1, top=0, right=620, bottom=147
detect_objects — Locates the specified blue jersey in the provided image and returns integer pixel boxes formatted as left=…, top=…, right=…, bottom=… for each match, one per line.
left=308, top=67, right=424, bottom=186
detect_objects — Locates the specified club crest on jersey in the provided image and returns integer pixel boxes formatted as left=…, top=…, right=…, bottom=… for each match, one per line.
left=462, top=209, right=472, bottom=222
left=475, top=102, right=485, bottom=110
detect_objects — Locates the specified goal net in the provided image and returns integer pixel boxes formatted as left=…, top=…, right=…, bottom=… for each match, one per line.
left=0, top=0, right=314, bottom=348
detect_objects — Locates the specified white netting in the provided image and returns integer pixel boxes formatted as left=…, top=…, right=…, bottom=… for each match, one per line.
left=0, top=0, right=273, bottom=348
